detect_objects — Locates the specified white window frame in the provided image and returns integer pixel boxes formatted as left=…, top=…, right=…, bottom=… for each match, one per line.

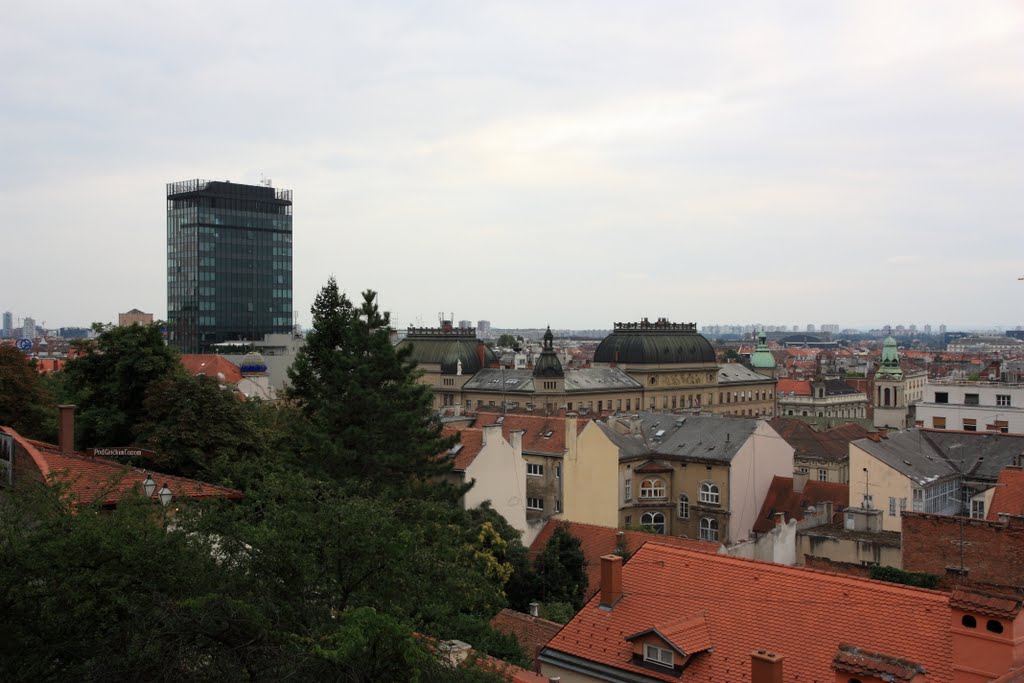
left=997, top=394, right=1011, bottom=407
left=971, top=499, right=985, bottom=519
left=699, top=517, right=719, bottom=541
left=640, top=511, right=665, bottom=534
left=818, top=469, right=828, bottom=481
left=644, top=643, right=674, bottom=668
left=526, top=497, right=543, bottom=511
left=678, top=493, right=689, bottom=519
left=527, top=463, right=544, bottom=477
left=640, top=478, right=666, bottom=499
left=699, top=482, right=720, bottom=505
left=624, top=478, right=632, bottom=502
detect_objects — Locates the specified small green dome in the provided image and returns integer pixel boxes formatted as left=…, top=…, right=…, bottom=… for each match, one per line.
left=750, top=331, right=775, bottom=369
left=876, top=336, right=904, bottom=379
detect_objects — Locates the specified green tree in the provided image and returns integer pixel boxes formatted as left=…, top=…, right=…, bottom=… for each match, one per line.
left=132, top=374, right=281, bottom=480
left=0, top=345, right=54, bottom=439
left=496, top=334, right=518, bottom=348
left=63, top=323, right=183, bottom=449
left=533, top=525, right=587, bottom=611
left=466, top=503, right=539, bottom=613
left=287, top=279, right=457, bottom=491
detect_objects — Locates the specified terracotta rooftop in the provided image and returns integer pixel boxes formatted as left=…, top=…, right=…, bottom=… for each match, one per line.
left=752, top=475, right=849, bottom=533
left=441, top=427, right=486, bottom=471
left=776, top=379, right=812, bottom=396
left=832, top=644, right=925, bottom=682
left=4, top=428, right=242, bottom=507
left=542, top=542, right=958, bottom=682
left=180, top=354, right=244, bottom=384
left=489, top=609, right=562, bottom=667
left=472, top=410, right=586, bottom=456
left=950, top=587, right=1023, bottom=619
left=768, top=417, right=870, bottom=462
left=988, top=466, right=1024, bottom=520
left=528, top=521, right=719, bottom=599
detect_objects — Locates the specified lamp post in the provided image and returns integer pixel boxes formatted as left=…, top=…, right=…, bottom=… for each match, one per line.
left=143, top=474, right=156, bottom=499
left=142, top=474, right=173, bottom=526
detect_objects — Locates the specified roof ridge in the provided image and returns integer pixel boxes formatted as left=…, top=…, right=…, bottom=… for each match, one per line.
left=635, top=542, right=952, bottom=600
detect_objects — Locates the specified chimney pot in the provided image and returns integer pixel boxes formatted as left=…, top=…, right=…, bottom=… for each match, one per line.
left=58, top=405, right=76, bottom=455
left=599, top=554, right=623, bottom=609
left=751, top=649, right=784, bottom=683
left=529, top=601, right=539, bottom=617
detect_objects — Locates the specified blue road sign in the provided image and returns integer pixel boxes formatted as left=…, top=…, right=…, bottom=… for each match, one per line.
left=15, top=338, right=32, bottom=351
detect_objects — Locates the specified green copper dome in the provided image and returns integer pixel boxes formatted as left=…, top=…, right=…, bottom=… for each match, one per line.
left=876, top=336, right=904, bottom=379
left=534, top=326, right=564, bottom=378
left=750, top=330, right=775, bottom=369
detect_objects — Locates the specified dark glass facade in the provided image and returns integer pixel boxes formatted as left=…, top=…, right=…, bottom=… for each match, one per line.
left=167, top=179, right=293, bottom=354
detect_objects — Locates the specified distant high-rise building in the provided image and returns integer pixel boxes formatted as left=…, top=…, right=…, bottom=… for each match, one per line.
left=924, top=324, right=932, bottom=335
left=458, top=320, right=472, bottom=330
left=939, top=324, right=947, bottom=336
left=22, top=316, right=36, bottom=339
left=166, top=179, right=293, bottom=354
left=119, top=308, right=154, bottom=327
left=476, top=320, right=491, bottom=339
left=2, top=311, right=11, bottom=339
left=806, top=324, right=816, bottom=333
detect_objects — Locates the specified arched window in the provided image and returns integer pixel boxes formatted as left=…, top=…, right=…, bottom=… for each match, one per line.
left=641, top=511, right=665, bottom=534
left=640, top=478, right=666, bottom=498
left=678, top=494, right=689, bottom=519
left=700, top=482, right=720, bottom=505
left=699, top=517, right=719, bottom=541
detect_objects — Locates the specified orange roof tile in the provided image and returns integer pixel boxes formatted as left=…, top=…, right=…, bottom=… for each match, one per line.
left=441, top=427, right=486, bottom=470
left=473, top=411, right=586, bottom=456
left=988, top=466, right=1024, bottom=520
left=4, top=428, right=242, bottom=507
left=180, top=354, right=243, bottom=384
left=752, top=475, right=849, bottom=533
left=776, top=379, right=811, bottom=396
left=832, top=644, right=925, bottom=682
left=528, top=521, right=719, bottom=599
left=950, top=587, right=1023, bottom=619
left=489, top=609, right=562, bottom=666
left=543, top=542, right=957, bottom=682
left=628, top=613, right=712, bottom=656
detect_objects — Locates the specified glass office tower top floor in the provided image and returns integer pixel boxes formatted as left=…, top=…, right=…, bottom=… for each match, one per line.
left=167, top=179, right=293, bottom=354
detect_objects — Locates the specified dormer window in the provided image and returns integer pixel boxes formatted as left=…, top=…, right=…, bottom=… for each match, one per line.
left=640, top=478, right=666, bottom=499
left=644, top=644, right=674, bottom=668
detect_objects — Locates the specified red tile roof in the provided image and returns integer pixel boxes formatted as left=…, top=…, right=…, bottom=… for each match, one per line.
left=489, top=609, right=562, bottom=666
left=768, top=417, right=871, bottom=462
left=4, top=428, right=242, bottom=507
left=543, top=542, right=958, bottom=682
left=180, top=354, right=243, bottom=384
left=988, top=466, right=1024, bottom=520
left=776, top=379, right=811, bottom=396
left=473, top=411, right=586, bottom=456
left=629, top=614, right=712, bottom=656
left=441, top=427, right=486, bottom=470
left=528, top=521, right=719, bottom=599
left=752, top=475, right=849, bottom=533
left=950, top=587, right=1023, bottom=619
left=832, top=644, right=925, bottom=682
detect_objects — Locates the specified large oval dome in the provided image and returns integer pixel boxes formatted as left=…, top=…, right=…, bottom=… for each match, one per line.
left=594, top=319, right=716, bottom=365
left=396, top=328, right=498, bottom=374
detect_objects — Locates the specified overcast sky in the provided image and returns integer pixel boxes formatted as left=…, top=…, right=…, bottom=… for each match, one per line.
left=3, top=1, right=1023, bottom=332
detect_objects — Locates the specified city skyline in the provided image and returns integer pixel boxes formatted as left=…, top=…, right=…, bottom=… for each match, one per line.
left=4, top=2, right=1023, bottom=330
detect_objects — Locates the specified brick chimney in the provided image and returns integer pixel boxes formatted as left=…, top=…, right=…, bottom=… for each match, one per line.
left=510, top=429, right=524, bottom=458
left=483, top=423, right=502, bottom=447
left=58, top=405, right=75, bottom=455
left=599, top=554, right=623, bottom=609
left=751, top=650, right=784, bottom=683
left=793, top=470, right=808, bottom=494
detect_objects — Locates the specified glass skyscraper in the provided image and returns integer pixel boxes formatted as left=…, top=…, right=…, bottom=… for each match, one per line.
left=166, top=179, right=293, bottom=354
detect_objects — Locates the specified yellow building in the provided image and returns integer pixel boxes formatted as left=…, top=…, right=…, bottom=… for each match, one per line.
left=398, top=318, right=777, bottom=418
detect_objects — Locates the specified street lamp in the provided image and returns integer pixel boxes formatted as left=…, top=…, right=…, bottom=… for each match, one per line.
left=158, top=483, right=173, bottom=507
left=142, top=474, right=156, bottom=499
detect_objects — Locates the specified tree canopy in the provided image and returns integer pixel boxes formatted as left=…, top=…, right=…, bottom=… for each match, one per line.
left=287, top=278, right=457, bottom=491
left=62, top=323, right=183, bottom=449
left=0, top=344, right=54, bottom=439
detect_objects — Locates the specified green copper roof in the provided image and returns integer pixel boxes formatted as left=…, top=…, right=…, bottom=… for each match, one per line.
left=750, top=330, right=775, bottom=369
left=594, top=321, right=716, bottom=365
left=876, top=336, right=904, bottom=379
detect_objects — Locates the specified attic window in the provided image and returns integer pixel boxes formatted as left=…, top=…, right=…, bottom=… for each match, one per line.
left=987, top=620, right=1004, bottom=634
left=644, top=644, right=674, bottom=668
left=961, top=615, right=976, bottom=628
left=543, top=430, right=554, bottom=438
left=447, top=444, right=463, bottom=457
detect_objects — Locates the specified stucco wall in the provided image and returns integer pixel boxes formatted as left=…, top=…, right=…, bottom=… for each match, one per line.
left=728, top=421, right=794, bottom=542
left=464, top=425, right=528, bottom=540
left=562, top=421, right=620, bottom=528
left=849, top=442, right=911, bottom=532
